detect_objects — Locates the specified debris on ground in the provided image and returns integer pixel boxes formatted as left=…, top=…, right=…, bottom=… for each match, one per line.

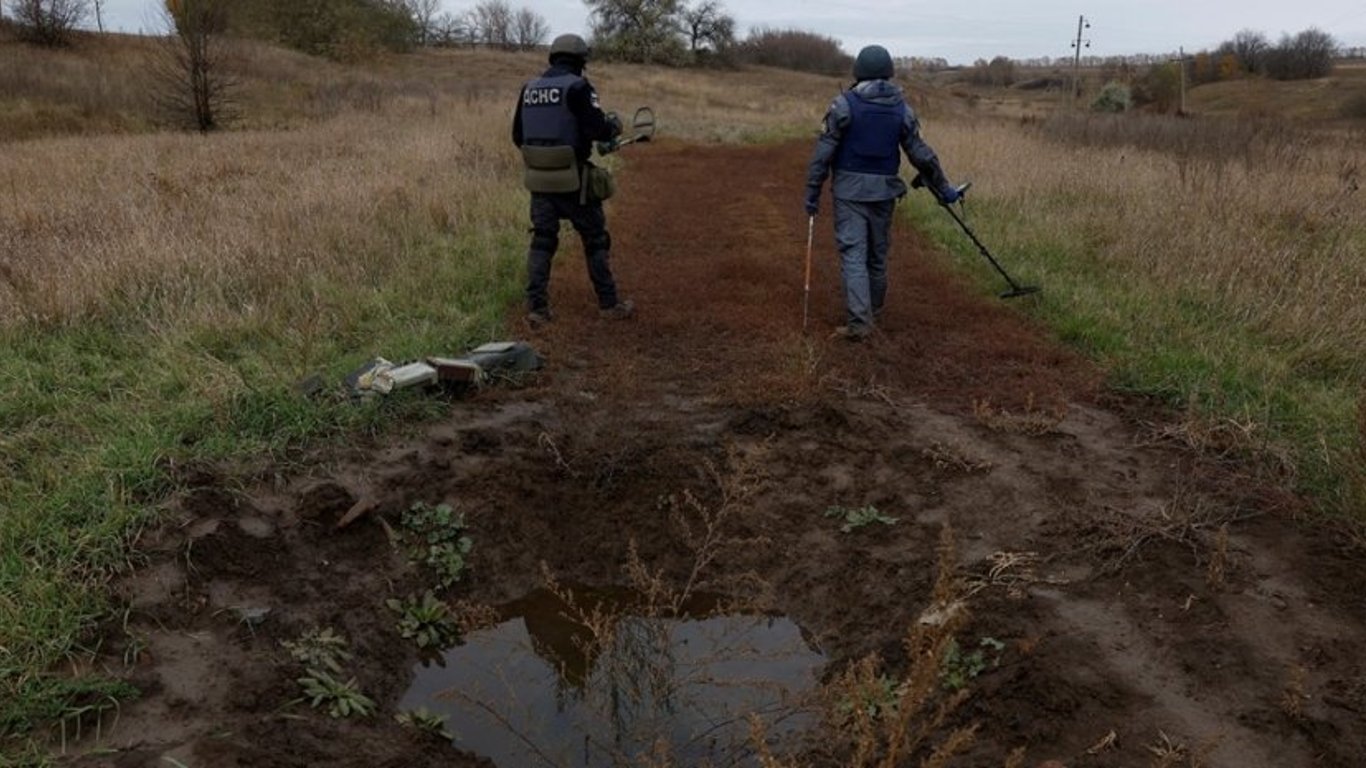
left=341, top=342, right=542, bottom=398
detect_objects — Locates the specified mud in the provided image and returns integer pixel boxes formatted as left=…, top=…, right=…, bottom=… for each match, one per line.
left=66, top=140, right=1366, bottom=768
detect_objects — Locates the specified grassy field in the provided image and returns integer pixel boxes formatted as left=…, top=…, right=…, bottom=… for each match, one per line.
left=909, top=110, right=1366, bottom=512
left=5, top=28, right=1366, bottom=759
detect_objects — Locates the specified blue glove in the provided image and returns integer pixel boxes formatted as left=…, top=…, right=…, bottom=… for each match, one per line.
left=804, top=186, right=820, bottom=216
left=937, top=184, right=961, bottom=205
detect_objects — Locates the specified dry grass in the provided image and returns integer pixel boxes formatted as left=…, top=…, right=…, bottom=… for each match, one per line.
left=0, top=43, right=838, bottom=333
left=752, top=526, right=979, bottom=767
left=918, top=108, right=1366, bottom=513
left=929, top=116, right=1365, bottom=352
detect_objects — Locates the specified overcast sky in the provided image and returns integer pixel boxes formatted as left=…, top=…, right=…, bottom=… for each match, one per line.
left=97, top=0, right=1366, bottom=64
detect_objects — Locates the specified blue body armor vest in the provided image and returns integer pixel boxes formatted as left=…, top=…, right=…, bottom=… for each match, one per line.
left=520, top=73, right=582, bottom=148
left=834, top=92, right=904, bottom=176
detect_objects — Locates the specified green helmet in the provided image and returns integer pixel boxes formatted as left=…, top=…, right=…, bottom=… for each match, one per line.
left=549, top=33, right=590, bottom=62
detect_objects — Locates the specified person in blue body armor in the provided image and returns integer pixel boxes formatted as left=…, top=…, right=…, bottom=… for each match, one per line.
left=804, top=45, right=962, bottom=340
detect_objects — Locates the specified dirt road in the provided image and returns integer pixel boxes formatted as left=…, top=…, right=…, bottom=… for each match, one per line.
left=75, top=141, right=1366, bottom=767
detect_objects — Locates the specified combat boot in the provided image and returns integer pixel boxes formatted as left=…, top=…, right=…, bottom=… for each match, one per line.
left=526, top=307, right=554, bottom=328
left=599, top=299, right=635, bottom=320
left=833, top=323, right=872, bottom=342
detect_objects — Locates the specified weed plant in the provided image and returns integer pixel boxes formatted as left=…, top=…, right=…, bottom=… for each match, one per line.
left=824, top=505, right=899, bottom=533
left=400, top=502, right=474, bottom=589
left=387, top=591, right=460, bottom=649
left=297, top=669, right=376, bottom=719
left=282, top=626, right=353, bottom=674
left=396, top=707, right=453, bottom=740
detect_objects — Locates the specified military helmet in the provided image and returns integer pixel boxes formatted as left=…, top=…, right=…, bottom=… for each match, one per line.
left=853, top=45, right=894, bottom=81
left=549, top=33, right=590, bottom=62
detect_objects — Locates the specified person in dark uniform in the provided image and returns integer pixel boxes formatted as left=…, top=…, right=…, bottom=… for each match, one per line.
left=804, top=45, right=961, bottom=341
left=512, top=33, right=635, bottom=328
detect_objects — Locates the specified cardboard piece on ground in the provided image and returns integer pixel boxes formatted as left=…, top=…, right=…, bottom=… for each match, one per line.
left=373, top=362, right=438, bottom=394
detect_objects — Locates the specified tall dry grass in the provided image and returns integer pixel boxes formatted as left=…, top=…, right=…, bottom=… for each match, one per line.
left=916, top=110, right=1366, bottom=508
left=0, top=45, right=839, bottom=332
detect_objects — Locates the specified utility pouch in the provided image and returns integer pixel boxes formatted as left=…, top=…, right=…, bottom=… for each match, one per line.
left=583, top=164, right=616, bottom=203
left=521, top=146, right=580, bottom=194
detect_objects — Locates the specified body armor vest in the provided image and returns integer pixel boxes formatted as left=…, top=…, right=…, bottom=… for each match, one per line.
left=834, top=92, right=904, bottom=176
left=520, top=73, right=583, bottom=148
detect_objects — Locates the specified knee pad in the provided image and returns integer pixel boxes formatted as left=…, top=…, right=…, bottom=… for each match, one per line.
left=531, top=227, right=558, bottom=253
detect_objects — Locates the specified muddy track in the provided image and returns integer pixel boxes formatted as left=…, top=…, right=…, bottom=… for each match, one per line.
left=72, top=140, right=1366, bottom=767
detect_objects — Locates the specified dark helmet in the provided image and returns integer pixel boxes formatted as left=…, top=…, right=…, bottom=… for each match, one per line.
left=853, top=45, right=894, bottom=81
left=549, top=33, right=590, bottom=63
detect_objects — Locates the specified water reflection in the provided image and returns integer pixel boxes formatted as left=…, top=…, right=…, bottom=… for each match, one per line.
left=399, top=587, right=825, bottom=767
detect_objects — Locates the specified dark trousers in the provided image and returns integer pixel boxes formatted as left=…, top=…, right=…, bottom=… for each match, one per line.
left=526, top=192, right=620, bottom=311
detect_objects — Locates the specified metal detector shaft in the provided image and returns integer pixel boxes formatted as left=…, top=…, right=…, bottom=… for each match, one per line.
left=802, top=215, right=814, bottom=331
left=940, top=203, right=1026, bottom=292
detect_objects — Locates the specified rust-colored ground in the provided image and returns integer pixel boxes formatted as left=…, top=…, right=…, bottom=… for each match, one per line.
left=71, top=141, right=1366, bottom=768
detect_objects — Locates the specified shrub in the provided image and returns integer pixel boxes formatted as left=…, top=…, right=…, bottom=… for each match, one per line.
left=1091, top=81, right=1131, bottom=113
left=736, top=27, right=851, bottom=76
left=10, top=0, right=87, bottom=47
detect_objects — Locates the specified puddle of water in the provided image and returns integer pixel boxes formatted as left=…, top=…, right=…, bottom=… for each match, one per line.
left=400, top=588, right=826, bottom=767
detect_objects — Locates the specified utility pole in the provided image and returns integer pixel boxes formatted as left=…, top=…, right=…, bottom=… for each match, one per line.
left=1070, top=15, right=1091, bottom=108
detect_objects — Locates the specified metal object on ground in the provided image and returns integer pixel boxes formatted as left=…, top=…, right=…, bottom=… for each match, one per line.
left=466, top=342, right=543, bottom=373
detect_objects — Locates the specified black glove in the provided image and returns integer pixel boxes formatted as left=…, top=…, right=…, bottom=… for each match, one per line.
left=605, top=111, right=623, bottom=137
left=804, top=186, right=820, bottom=216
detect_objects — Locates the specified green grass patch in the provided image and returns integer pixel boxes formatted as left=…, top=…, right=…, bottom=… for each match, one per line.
left=0, top=228, right=522, bottom=754
left=908, top=199, right=1365, bottom=516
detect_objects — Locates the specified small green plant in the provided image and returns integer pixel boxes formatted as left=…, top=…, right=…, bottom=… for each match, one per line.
left=396, top=707, right=453, bottom=740
left=824, top=504, right=899, bottom=533
left=401, top=501, right=475, bottom=588
left=941, top=637, right=1005, bottom=691
left=282, top=626, right=353, bottom=674
left=834, top=672, right=901, bottom=724
left=387, top=591, right=460, bottom=649
left=297, top=669, right=376, bottom=718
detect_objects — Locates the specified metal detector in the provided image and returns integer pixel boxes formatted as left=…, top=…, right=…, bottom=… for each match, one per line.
left=914, top=177, right=1041, bottom=300
left=598, top=107, right=656, bottom=154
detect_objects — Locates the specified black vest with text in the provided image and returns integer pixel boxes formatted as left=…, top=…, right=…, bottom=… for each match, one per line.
left=521, top=73, right=582, bottom=148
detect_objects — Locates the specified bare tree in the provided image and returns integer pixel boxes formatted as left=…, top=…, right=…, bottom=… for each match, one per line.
left=1228, top=29, right=1269, bottom=74
left=10, top=0, right=88, bottom=46
left=156, top=0, right=235, bottom=132
left=397, top=0, right=440, bottom=46
left=586, top=0, right=685, bottom=64
left=682, top=0, right=733, bottom=59
left=430, top=11, right=467, bottom=46
left=91, top=0, right=104, bottom=32
left=471, top=0, right=513, bottom=49
left=512, top=6, right=548, bottom=51
left=1265, top=28, right=1338, bottom=80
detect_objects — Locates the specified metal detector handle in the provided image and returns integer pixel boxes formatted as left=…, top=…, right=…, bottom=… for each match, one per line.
left=911, top=175, right=971, bottom=205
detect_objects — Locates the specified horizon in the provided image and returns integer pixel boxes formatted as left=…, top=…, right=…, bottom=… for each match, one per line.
left=76, top=0, right=1366, bottom=65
